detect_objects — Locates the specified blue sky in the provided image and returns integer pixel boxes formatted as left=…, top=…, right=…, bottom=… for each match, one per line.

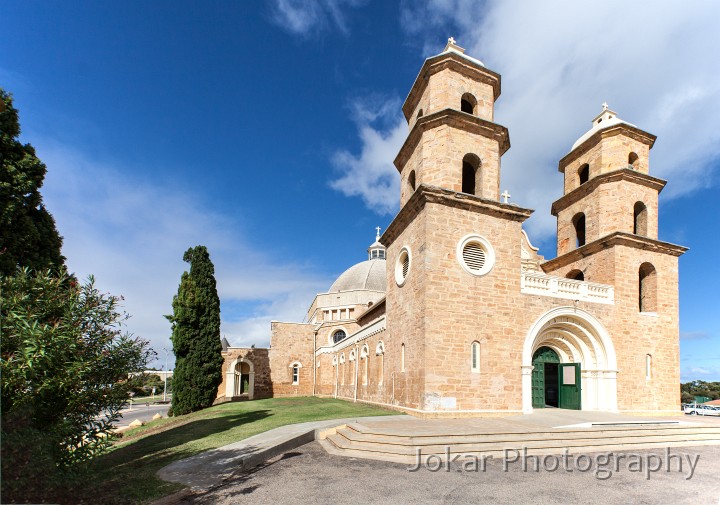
left=1, top=0, right=718, bottom=381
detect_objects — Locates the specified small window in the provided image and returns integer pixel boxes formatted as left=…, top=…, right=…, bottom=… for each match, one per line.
left=629, top=152, right=639, bottom=168
left=401, top=343, right=405, bottom=373
left=292, top=365, right=299, bottom=384
left=578, top=164, right=589, bottom=185
left=333, top=330, right=347, bottom=344
left=572, top=213, right=586, bottom=248
left=633, top=202, right=647, bottom=236
left=471, top=341, right=480, bottom=373
left=371, top=250, right=378, bottom=259
left=378, top=250, right=385, bottom=259
left=395, top=247, right=411, bottom=286
left=566, top=269, right=584, bottom=281
left=460, top=93, right=477, bottom=115
left=457, top=234, right=495, bottom=276
left=408, top=170, right=416, bottom=191
left=645, top=354, right=652, bottom=380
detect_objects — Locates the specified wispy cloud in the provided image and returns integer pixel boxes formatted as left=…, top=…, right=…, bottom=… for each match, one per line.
left=268, top=0, right=366, bottom=36
left=392, top=0, right=720, bottom=242
left=37, top=138, right=330, bottom=364
left=681, top=331, right=710, bottom=341
left=682, top=366, right=720, bottom=382
left=329, top=96, right=405, bottom=215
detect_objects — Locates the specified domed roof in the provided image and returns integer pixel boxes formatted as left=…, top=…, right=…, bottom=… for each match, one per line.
left=571, top=103, right=635, bottom=151
left=329, top=259, right=386, bottom=293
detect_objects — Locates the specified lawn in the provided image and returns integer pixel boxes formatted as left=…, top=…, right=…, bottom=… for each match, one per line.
left=82, top=397, right=393, bottom=504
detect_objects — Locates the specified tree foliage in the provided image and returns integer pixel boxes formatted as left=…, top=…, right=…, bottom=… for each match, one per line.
left=0, top=88, right=65, bottom=276
left=166, top=246, right=223, bottom=416
left=0, top=269, right=153, bottom=502
left=680, top=380, right=720, bottom=401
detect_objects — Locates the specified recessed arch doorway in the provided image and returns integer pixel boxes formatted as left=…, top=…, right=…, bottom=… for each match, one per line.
left=522, top=307, right=618, bottom=413
left=226, top=358, right=255, bottom=399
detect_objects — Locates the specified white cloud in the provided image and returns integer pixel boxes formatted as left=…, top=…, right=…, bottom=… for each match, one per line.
left=268, top=0, right=366, bottom=36
left=393, top=0, right=720, bottom=243
left=37, top=139, right=330, bottom=366
left=329, top=97, right=406, bottom=215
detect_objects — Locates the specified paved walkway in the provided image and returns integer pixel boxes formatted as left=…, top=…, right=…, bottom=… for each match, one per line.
left=156, top=415, right=411, bottom=489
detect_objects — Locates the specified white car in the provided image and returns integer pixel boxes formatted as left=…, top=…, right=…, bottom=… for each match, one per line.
left=685, top=404, right=720, bottom=416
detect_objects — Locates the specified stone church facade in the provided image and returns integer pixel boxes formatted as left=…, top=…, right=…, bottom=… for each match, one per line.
left=218, top=39, right=686, bottom=417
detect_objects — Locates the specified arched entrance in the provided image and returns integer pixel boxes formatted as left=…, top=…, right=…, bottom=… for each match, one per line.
left=225, top=358, right=254, bottom=399
left=522, top=307, right=618, bottom=413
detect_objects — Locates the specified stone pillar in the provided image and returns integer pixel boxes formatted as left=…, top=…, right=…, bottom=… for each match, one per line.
left=521, top=365, right=534, bottom=413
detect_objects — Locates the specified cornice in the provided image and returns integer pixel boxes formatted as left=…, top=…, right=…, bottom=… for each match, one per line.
left=394, top=109, right=510, bottom=172
left=551, top=169, right=667, bottom=216
left=381, top=184, right=533, bottom=247
left=541, top=232, right=688, bottom=272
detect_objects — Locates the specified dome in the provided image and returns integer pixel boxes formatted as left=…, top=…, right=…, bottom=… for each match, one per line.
left=329, top=259, right=386, bottom=293
left=571, top=104, right=635, bottom=151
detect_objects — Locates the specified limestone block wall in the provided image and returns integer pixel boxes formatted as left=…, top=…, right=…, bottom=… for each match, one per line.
left=562, top=134, right=650, bottom=194
left=610, top=246, right=680, bottom=413
left=409, top=68, right=495, bottom=127
left=269, top=322, right=315, bottom=397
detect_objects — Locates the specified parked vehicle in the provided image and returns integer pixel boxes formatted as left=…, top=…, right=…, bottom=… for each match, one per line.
left=684, top=404, right=720, bottom=416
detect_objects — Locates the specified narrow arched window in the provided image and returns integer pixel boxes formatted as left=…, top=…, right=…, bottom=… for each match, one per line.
left=401, top=343, right=405, bottom=373
left=634, top=202, right=648, bottom=236
left=639, top=262, right=657, bottom=312
left=460, top=93, right=477, bottom=115
left=471, top=341, right=480, bottom=373
left=645, top=354, right=652, bottom=380
left=408, top=170, right=416, bottom=191
left=629, top=152, right=639, bottom=168
left=462, top=153, right=480, bottom=195
left=376, top=341, right=385, bottom=385
left=566, top=269, right=584, bottom=281
left=572, top=212, right=586, bottom=248
left=578, top=163, right=589, bottom=185
left=291, top=363, right=301, bottom=385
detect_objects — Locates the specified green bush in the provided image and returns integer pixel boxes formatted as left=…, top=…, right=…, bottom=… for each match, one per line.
left=1, top=269, right=153, bottom=503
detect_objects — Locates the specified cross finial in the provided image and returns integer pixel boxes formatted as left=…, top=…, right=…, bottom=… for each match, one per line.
left=501, top=190, right=511, bottom=204
left=375, top=226, right=381, bottom=241
left=602, top=102, right=609, bottom=111
left=448, top=36, right=456, bottom=45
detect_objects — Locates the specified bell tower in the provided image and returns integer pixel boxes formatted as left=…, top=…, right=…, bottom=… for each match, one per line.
left=552, top=104, right=665, bottom=258
left=395, top=38, right=510, bottom=207
left=381, top=39, right=532, bottom=412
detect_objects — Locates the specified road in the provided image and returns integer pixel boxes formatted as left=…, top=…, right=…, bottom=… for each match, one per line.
left=117, top=403, right=171, bottom=425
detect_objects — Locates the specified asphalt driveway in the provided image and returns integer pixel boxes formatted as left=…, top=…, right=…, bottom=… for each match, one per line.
left=175, top=442, right=720, bottom=505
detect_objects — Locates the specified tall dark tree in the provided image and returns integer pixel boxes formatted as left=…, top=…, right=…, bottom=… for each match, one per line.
left=0, top=88, right=65, bottom=276
left=166, top=246, right=223, bottom=415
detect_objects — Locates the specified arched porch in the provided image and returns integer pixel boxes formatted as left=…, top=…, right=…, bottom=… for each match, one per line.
left=225, top=358, right=255, bottom=399
left=522, top=307, right=618, bottom=413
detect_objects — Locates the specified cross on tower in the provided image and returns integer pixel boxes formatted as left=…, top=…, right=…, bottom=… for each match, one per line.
left=448, top=37, right=456, bottom=45
left=375, top=226, right=381, bottom=240
left=501, top=190, right=511, bottom=204
left=602, top=102, right=609, bottom=111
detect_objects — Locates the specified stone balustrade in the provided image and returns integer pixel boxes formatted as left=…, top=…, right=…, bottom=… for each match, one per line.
left=520, top=272, right=614, bottom=304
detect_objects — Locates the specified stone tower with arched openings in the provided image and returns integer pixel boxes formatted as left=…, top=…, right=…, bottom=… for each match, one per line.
left=381, top=38, right=534, bottom=411
left=543, top=104, right=687, bottom=410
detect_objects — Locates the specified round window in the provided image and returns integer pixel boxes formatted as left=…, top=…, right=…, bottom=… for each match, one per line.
left=395, top=247, right=411, bottom=286
left=457, top=234, right=495, bottom=276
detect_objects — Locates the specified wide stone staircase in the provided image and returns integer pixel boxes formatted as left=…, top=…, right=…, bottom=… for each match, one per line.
left=319, top=420, right=720, bottom=464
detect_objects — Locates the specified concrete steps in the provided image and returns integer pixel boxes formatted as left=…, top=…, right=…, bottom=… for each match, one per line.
left=320, top=422, right=720, bottom=464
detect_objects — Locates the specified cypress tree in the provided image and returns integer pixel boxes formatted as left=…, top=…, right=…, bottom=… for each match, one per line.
left=0, top=88, right=65, bottom=276
left=167, top=246, right=223, bottom=415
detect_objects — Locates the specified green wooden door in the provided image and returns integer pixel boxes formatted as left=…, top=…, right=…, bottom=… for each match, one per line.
left=558, top=363, right=581, bottom=410
left=531, top=347, right=560, bottom=408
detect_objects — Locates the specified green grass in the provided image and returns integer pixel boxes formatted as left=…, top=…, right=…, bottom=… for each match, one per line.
left=83, top=397, right=393, bottom=504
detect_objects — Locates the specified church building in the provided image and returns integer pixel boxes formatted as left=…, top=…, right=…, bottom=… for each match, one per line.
left=218, top=39, right=686, bottom=417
